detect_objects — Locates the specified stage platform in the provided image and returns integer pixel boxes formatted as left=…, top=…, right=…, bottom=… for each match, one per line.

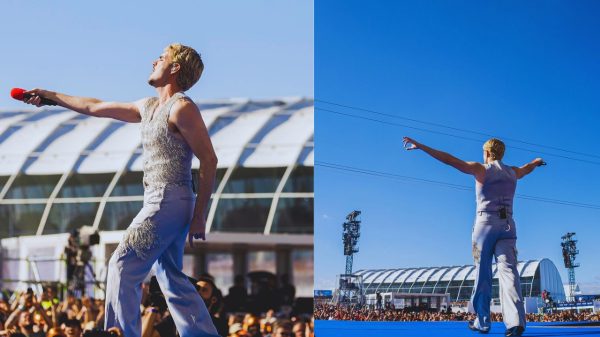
left=315, top=320, right=600, bottom=337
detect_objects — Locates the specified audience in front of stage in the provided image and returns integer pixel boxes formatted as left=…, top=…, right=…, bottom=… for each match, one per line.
left=313, top=303, right=600, bottom=323
left=0, top=274, right=312, bottom=337
left=226, top=276, right=248, bottom=313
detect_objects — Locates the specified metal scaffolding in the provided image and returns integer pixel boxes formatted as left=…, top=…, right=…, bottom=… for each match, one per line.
left=560, top=232, right=580, bottom=301
left=334, top=210, right=365, bottom=305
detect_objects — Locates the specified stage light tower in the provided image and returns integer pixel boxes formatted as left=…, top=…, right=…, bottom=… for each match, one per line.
left=333, top=210, right=365, bottom=306
left=561, top=232, right=580, bottom=301
left=343, top=210, right=361, bottom=274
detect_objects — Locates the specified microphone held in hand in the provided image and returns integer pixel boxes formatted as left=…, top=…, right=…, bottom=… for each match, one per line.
left=10, top=88, right=57, bottom=106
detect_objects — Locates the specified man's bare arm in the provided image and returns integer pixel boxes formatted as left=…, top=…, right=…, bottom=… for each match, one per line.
left=512, top=158, right=544, bottom=179
left=403, top=136, right=485, bottom=180
left=24, top=88, right=143, bottom=123
left=170, top=99, right=218, bottom=243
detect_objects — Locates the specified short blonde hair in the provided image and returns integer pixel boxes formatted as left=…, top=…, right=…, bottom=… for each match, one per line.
left=166, top=43, right=204, bottom=91
left=483, top=138, right=505, bottom=160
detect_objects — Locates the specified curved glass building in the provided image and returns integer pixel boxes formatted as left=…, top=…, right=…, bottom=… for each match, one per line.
left=356, top=259, right=565, bottom=302
left=0, top=97, right=313, bottom=295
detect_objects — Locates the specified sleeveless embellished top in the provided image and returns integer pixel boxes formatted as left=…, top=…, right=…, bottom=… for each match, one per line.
left=475, top=160, right=517, bottom=214
left=140, top=92, right=194, bottom=188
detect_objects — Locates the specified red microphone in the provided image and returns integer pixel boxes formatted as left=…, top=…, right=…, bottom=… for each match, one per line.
left=10, top=88, right=57, bottom=106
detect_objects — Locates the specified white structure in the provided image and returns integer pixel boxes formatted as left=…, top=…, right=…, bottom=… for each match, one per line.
left=0, top=98, right=314, bottom=296
left=365, top=292, right=451, bottom=311
left=356, top=259, right=566, bottom=302
left=563, top=283, right=582, bottom=299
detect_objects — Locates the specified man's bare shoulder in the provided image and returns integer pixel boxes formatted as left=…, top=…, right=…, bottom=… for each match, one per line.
left=170, top=97, right=201, bottom=121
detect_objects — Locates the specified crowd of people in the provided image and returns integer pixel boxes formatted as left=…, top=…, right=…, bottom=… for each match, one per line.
left=313, top=304, right=600, bottom=323
left=0, top=274, right=313, bottom=337
left=527, top=311, right=600, bottom=322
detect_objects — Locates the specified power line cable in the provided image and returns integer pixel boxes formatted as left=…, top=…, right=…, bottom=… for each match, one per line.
left=316, top=161, right=600, bottom=210
left=316, top=99, right=600, bottom=160
left=316, top=107, right=600, bottom=166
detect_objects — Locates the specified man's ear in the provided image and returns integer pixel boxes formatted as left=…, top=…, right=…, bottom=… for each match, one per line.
left=171, top=63, right=181, bottom=74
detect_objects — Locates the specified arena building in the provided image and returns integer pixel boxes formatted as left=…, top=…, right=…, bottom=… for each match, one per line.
left=0, top=97, right=313, bottom=296
left=355, top=259, right=565, bottom=303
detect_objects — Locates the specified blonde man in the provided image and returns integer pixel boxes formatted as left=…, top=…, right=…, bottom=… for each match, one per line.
left=25, top=44, right=220, bottom=337
left=403, top=137, right=544, bottom=336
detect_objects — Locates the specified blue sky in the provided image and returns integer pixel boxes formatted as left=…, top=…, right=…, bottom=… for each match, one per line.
left=0, top=0, right=313, bottom=109
left=315, top=1, right=600, bottom=293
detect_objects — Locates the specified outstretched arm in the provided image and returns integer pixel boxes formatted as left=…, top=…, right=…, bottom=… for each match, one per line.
left=170, top=99, right=218, bottom=246
left=512, top=158, right=544, bottom=179
left=23, top=88, right=143, bottom=123
left=403, top=136, right=485, bottom=180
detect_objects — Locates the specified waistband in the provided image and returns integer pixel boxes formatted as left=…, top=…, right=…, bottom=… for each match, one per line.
left=143, top=180, right=193, bottom=189
left=478, top=203, right=512, bottom=214
left=476, top=207, right=513, bottom=214
left=476, top=210, right=514, bottom=220
left=142, top=182, right=195, bottom=203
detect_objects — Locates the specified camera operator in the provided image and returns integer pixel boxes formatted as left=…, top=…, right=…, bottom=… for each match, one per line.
left=65, top=231, right=80, bottom=291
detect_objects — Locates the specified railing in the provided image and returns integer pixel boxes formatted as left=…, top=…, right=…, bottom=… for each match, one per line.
left=0, top=255, right=105, bottom=299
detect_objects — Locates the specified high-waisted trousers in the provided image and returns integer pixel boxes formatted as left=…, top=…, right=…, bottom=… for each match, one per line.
left=470, top=211, right=526, bottom=331
left=105, top=184, right=220, bottom=337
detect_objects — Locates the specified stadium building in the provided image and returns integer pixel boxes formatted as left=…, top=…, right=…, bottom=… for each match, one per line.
left=0, top=97, right=313, bottom=296
left=356, top=259, right=566, bottom=303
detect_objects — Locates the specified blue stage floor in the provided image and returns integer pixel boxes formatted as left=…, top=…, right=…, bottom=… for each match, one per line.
left=315, top=320, right=600, bottom=337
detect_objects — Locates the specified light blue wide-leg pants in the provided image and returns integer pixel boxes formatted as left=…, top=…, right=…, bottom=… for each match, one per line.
left=470, top=212, right=526, bottom=331
left=105, top=185, right=219, bottom=337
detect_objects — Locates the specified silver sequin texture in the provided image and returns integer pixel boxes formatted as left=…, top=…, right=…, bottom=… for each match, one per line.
left=116, top=218, right=160, bottom=259
left=140, top=93, right=193, bottom=188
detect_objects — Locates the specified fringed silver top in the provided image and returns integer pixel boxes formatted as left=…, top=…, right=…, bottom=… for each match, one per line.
left=140, top=92, right=194, bottom=188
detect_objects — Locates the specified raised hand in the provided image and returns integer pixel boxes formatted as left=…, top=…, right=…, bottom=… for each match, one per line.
left=23, top=88, right=49, bottom=107
left=402, top=136, right=421, bottom=151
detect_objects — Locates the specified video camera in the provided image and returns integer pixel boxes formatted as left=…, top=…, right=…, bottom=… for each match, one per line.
left=146, top=276, right=168, bottom=313
left=78, top=226, right=100, bottom=246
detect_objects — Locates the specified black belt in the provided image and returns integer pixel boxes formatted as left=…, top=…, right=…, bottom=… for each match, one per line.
left=477, top=207, right=512, bottom=219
